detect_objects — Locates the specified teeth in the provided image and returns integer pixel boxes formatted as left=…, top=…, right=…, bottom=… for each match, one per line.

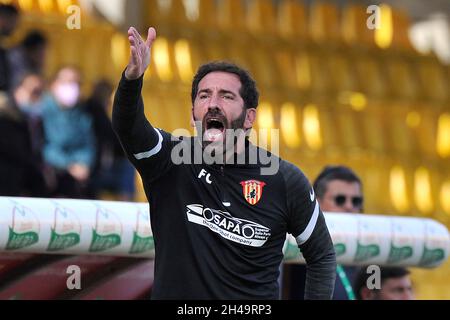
left=206, top=118, right=224, bottom=129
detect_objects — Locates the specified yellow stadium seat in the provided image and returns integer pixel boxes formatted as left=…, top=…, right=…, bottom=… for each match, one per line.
left=302, top=50, right=330, bottom=97
left=317, top=105, right=342, bottom=154
left=387, top=105, right=418, bottom=156
left=326, top=53, right=358, bottom=94
left=217, top=0, right=247, bottom=34
left=196, top=0, right=216, bottom=30
left=309, top=2, right=342, bottom=45
left=341, top=4, right=377, bottom=48
left=416, top=57, right=449, bottom=103
left=363, top=105, right=389, bottom=154
left=145, top=0, right=189, bottom=35
left=246, top=0, right=277, bottom=37
left=215, top=0, right=258, bottom=84
left=414, top=109, right=439, bottom=158
left=190, top=0, right=233, bottom=63
left=335, top=107, right=363, bottom=151
left=245, top=0, right=287, bottom=89
left=384, top=58, right=419, bottom=101
left=353, top=55, right=387, bottom=100
left=277, top=0, right=309, bottom=42
left=391, top=9, right=415, bottom=51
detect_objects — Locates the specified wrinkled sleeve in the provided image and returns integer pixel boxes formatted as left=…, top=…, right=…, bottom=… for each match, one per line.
left=112, top=71, right=176, bottom=183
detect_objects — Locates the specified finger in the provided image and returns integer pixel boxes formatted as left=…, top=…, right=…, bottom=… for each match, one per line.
left=131, top=27, right=144, bottom=45
left=128, top=27, right=141, bottom=47
left=129, top=35, right=136, bottom=46
left=129, top=26, right=139, bottom=37
left=129, top=38, right=140, bottom=58
left=128, top=27, right=138, bottom=44
left=146, top=27, right=157, bottom=47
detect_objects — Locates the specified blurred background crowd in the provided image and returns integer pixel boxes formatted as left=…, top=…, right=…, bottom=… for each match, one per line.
left=0, top=2, right=135, bottom=201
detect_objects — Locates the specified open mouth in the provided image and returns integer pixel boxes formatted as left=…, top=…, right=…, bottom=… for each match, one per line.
left=204, top=117, right=226, bottom=142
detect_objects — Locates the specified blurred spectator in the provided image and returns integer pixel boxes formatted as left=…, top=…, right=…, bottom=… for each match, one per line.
left=353, top=266, right=415, bottom=300
left=13, top=73, right=46, bottom=156
left=0, top=91, right=47, bottom=196
left=0, top=4, right=20, bottom=92
left=41, top=66, right=95, bottom=198
left=284, top=165, right=363, bottom=300
left=313, top=165, right=364, bottom=213
left=85, top=79, right=136, bottom=201
left=8, top=30, right=48, bottom=88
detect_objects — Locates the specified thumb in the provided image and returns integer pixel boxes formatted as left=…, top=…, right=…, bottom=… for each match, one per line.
left=146, top=27, right=157, bottom=48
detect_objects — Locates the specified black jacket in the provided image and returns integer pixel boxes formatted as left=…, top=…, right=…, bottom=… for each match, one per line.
left=0, top=103, right=47, bottom=196
left=112, top=73, right=336, bottom=299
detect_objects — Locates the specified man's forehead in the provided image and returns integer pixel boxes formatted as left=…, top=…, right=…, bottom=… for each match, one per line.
left=198, top=71, right=242, bottom=91
left=325, top=180, right=361, bottom=194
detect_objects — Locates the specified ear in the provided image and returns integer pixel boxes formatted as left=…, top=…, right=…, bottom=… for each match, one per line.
left=244, top=108, right=256, bottom=130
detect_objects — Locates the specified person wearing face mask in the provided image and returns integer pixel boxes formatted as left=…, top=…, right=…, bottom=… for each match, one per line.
left=283, top=165, right=363, bottom=300
left=0, top=4, right=20, bottom=92
left=40, top=66, right=95, bottom=198
left=13, top=73, right=47, bottom=178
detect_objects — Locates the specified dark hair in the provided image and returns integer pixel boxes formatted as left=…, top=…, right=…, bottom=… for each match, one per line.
left=313, top=165, right=362, bottom=199
left=0, top=4, right=19, bottom=17
left=22, top=30, right=47, bottom=50
left=191, top=61, right=259, bottom=109
left=353, top=266, right=411, bottom=300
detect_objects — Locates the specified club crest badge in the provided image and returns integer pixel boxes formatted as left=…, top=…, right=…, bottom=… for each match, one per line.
left=240, top=180, right=266, bottom=205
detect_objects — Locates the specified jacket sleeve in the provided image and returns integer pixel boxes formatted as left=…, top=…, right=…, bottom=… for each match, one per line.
left=282, top=161, right=337, bottom=299
left=112, top=71, right=175, bottom=183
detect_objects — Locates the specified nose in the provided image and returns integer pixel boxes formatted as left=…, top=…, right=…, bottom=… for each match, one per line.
left=207, top=92, right=221, bottom=110
left=207, top=94, right=222, bottom=114
left=208, top=105, right=221, bottom=114
left=343, top=199, right=357, bottom=213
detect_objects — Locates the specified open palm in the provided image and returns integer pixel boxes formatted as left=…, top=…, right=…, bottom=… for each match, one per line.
left=125, top=27, right=157, bottom=80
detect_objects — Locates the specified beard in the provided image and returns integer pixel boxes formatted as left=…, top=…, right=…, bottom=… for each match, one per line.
left=193, top=109, right=249, bottom=165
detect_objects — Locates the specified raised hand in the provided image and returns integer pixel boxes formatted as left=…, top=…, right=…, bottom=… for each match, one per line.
left=125, top=27, right=157, bottom=80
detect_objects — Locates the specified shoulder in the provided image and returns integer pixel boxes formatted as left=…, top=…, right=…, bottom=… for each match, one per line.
left=277, top=159, right=315, bottom=208
left=278, top=159, right=310, bottom=186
